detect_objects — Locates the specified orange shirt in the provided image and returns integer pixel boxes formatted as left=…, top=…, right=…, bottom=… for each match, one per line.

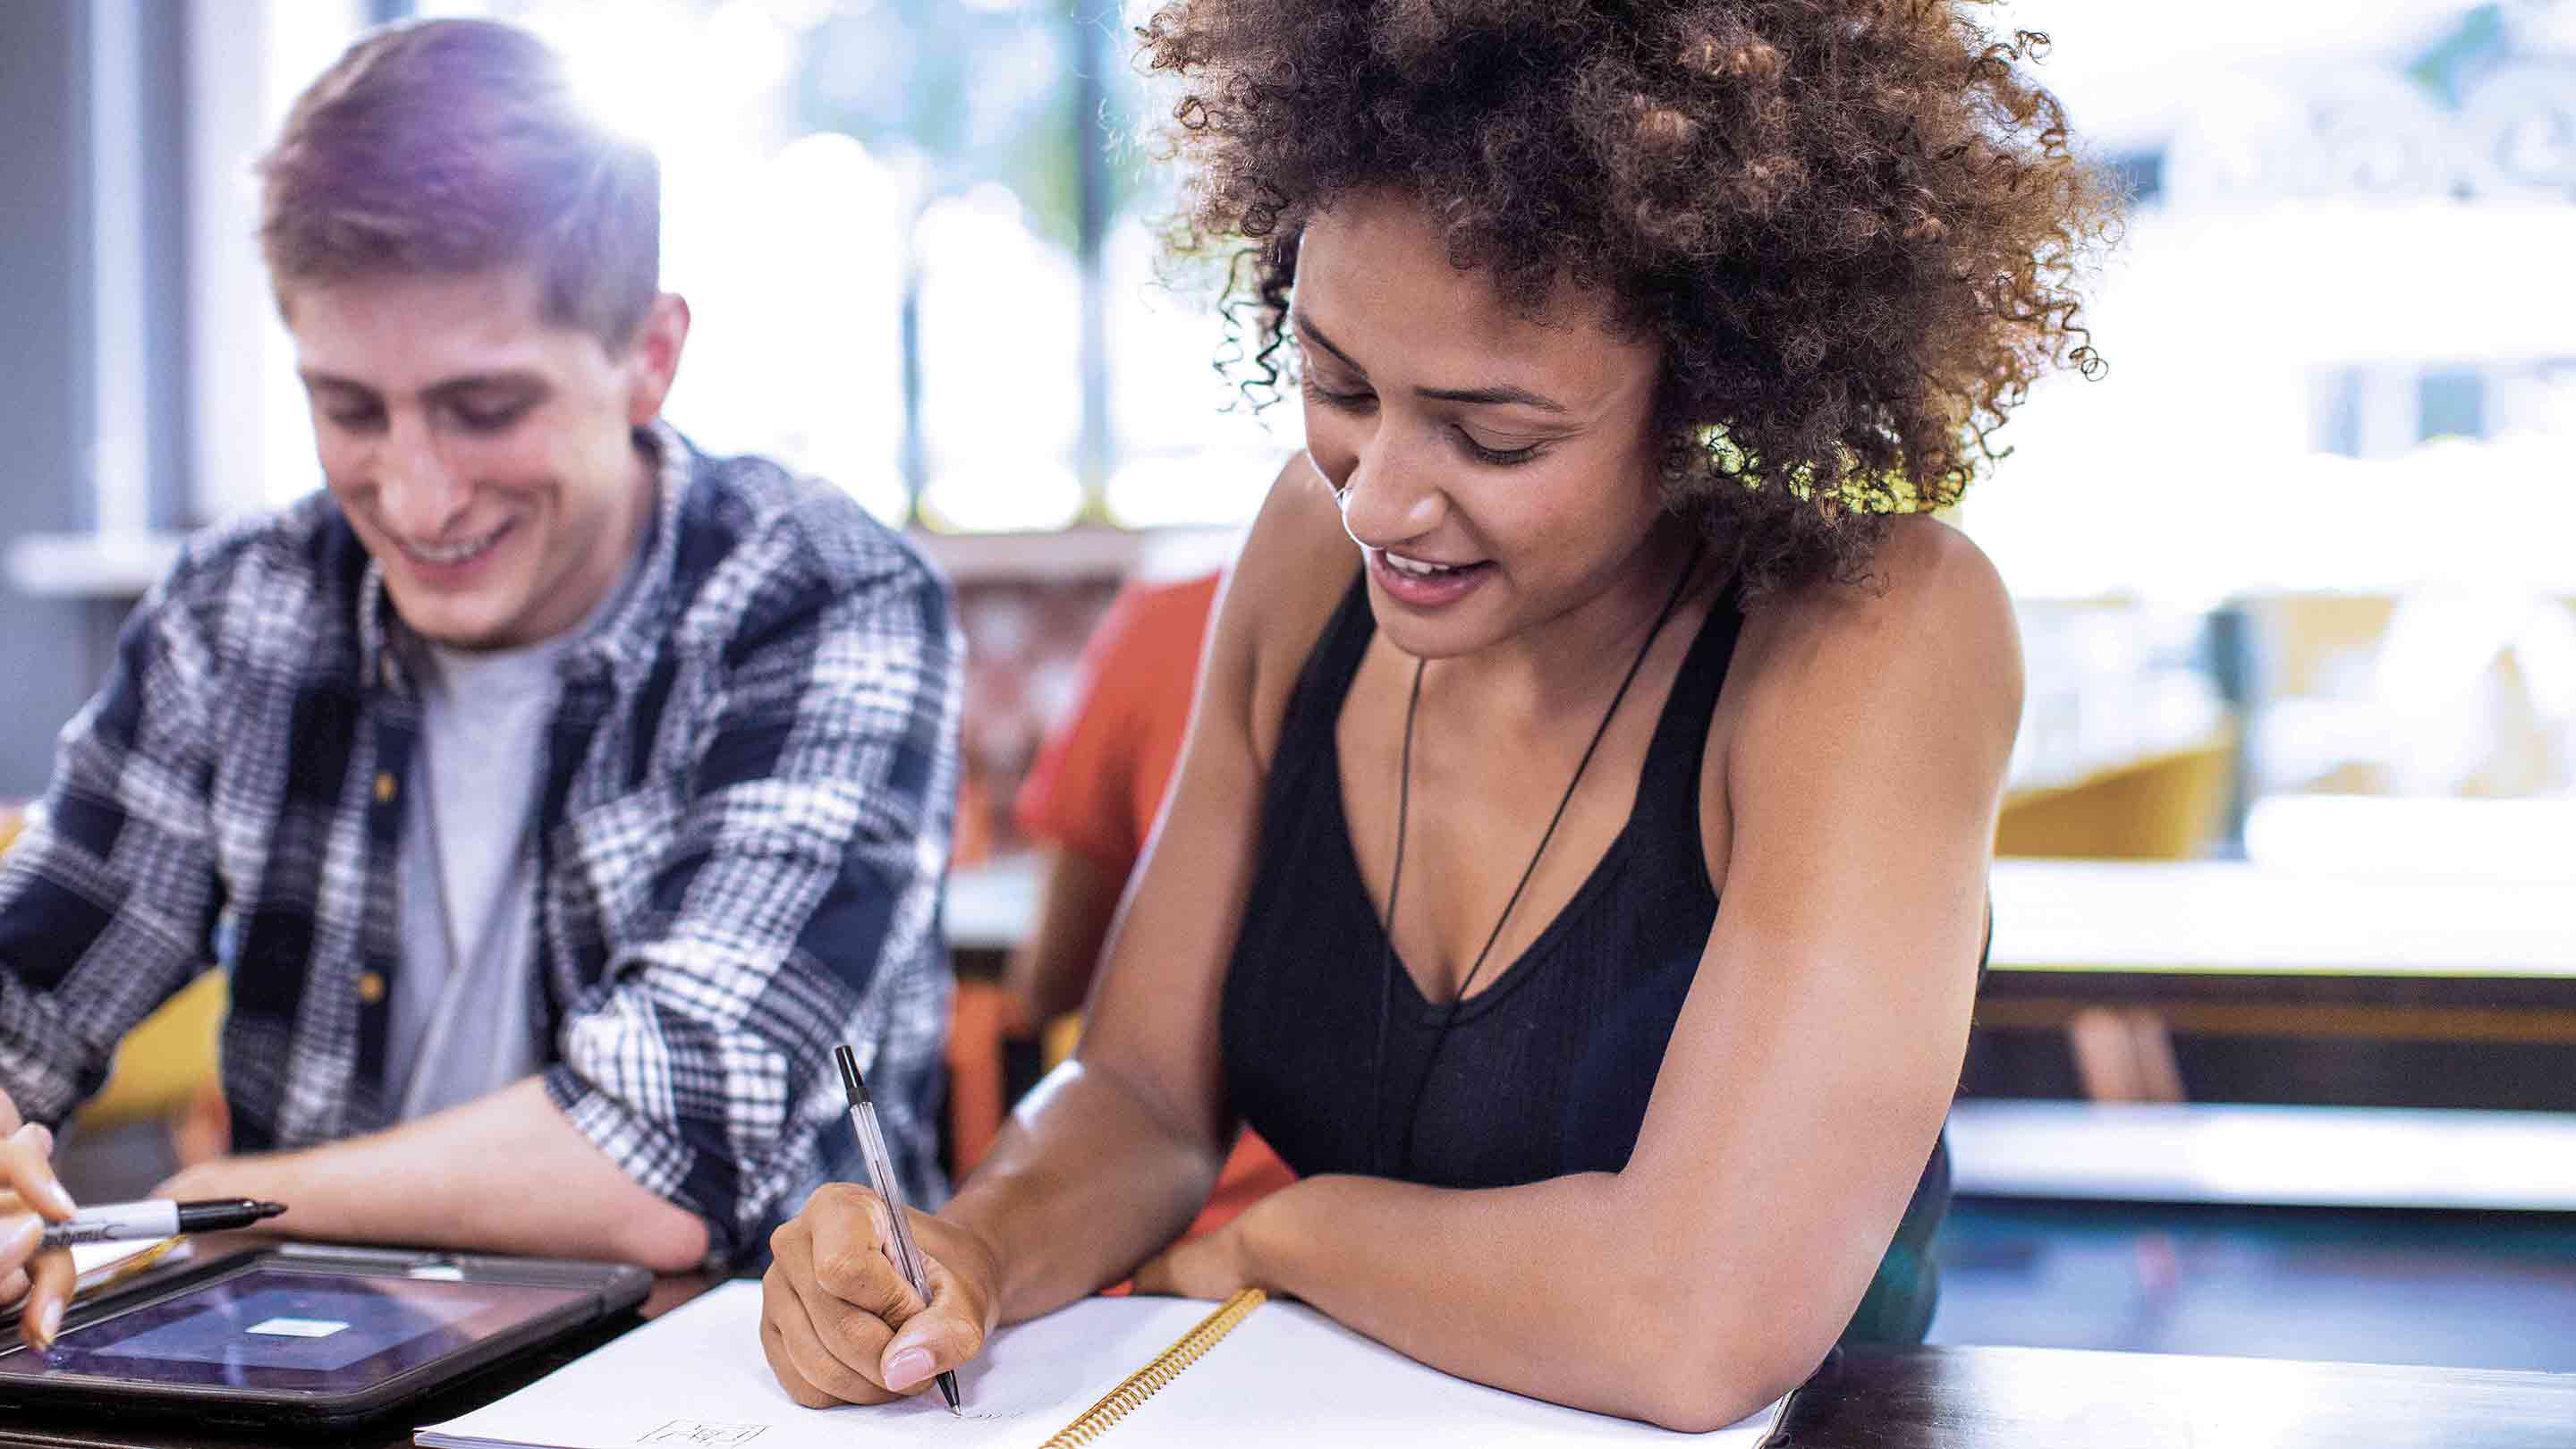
left=1014, top=572, right=1293, bottom=1237
left=1015, top=573, right=1219, bottom=869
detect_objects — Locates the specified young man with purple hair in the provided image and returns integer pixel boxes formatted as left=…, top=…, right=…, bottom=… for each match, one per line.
left=0, top=18, right=959, bottom=1347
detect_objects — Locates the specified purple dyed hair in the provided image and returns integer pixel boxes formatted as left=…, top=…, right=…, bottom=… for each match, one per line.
left=258, top=17, right=659, bottom=349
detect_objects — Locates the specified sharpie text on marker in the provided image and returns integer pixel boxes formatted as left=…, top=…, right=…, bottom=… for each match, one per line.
left=36, top=1199, right=285, bottom=1251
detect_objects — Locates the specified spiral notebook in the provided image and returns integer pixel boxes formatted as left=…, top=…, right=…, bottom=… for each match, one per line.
left=416, top=1279, right=1785, bottom=1447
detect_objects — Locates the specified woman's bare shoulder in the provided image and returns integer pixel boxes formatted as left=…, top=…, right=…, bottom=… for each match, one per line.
left=1716, top=516, right=2021, bottom=777
left=1734, top=516, right=2013, bottom=688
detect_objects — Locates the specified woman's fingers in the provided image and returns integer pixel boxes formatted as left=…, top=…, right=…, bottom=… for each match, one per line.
left=758, top=1304, right=842, bottom=1410
left=18, top=1250, right=73, bottom=1352
left=800, top=1187, right=928, bottom=1324
left=880, top=1246, right=989, bottom=1394
left=0, top=1210, right=38, bottom=1285
left=759, top=1257, right=893, bottom=1406
left=0, top=1120, right=75, bottom=1331
left=0, top=1123, right=75, bottom=1223
left=764, top=1191, right=916, bottom=1402
left=756, top=1184, right=1004, bottom=1408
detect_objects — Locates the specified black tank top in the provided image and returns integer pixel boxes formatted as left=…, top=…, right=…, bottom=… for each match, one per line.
left=1222, top=574, right=1955, bottom=1344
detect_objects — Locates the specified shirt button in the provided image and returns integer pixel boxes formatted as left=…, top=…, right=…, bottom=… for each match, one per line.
left=373, top=771, right=396, bottom=804
left=356, top=970, right=386, bottom=1005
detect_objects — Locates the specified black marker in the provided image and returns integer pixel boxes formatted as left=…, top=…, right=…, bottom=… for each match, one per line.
left=38, top=1198, right=285, bottom=1251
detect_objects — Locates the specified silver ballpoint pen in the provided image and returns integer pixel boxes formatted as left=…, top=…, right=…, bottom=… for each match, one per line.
left=835, top=1043, right=962, bottom=1416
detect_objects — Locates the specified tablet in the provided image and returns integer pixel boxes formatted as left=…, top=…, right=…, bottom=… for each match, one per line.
left=0, top=1243, right=652, bottom=1428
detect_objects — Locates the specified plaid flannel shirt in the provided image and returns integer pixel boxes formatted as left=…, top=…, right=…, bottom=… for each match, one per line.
left=0, top=423, right=961, bottom=1261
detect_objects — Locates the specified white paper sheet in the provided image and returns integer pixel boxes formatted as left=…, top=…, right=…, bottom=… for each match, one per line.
left=1103, top=1298, right=1784, bottom=1448
left=68, top=1238, right=176, bottom=1276
left=416, top=1281, right=1784, bottom=1449
left=0, top=1237, right=191, bottom=1318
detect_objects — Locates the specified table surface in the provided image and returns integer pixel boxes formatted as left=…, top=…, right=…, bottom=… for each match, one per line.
left=949, top=855, right=2576, bottom=979
left=1777, top=1344, right=2576, bottom=1449
left=7, top=1282, right=2572, bottom=1449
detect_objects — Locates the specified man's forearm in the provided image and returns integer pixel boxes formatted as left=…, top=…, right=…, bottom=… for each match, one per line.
left=155, top=1077, right=710, bottom=1273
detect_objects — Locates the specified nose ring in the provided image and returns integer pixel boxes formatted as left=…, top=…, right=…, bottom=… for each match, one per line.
left=1302, top=449, right=1352, bottom=510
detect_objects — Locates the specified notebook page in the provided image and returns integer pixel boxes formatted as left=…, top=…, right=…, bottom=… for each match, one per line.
left=418, top=1283, right=1783, bottom=1449
left=1105, top=1299, right=1785, bottom=1448
left=417, top=1281, right=1216, bottom=1449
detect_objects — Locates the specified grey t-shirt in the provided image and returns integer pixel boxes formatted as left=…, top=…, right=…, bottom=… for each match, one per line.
left=386, top=628, right=578, bottom=1120
left=387, top=541, right=643, bottom=1121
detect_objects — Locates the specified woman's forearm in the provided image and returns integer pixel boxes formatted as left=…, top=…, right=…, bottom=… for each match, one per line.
left=944, top=1060, right=1224, bottom=1324
left=1238, top=1171, right=1818, bottom=1433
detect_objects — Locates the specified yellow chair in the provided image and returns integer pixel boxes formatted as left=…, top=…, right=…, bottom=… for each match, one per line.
left=1995, top=724, right=2235, bottom=860
left=0, top=807, right=227, bottom=1136
left=77, top=972, right=227, bottom=1134
left=1993, top=725, right=2236, bottom=1103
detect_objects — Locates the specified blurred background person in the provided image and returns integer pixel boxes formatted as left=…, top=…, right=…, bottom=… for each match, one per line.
left=1008, top=568, right=1294, bottom=1242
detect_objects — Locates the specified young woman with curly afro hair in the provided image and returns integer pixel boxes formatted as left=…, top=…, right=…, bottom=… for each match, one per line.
left=764, top=0, right=2118, bottom=1428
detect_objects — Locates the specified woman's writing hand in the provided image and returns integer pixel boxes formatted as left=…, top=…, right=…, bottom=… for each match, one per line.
left=759, top=1184, right=1001, bottom=1408
left=0, top=1092, right=80, bottom=1352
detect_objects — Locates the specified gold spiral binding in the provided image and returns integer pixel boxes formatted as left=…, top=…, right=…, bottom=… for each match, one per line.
left=1038, top=1289, right=1267, bottom=1447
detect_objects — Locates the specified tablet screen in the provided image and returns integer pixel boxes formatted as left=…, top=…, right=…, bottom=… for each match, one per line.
left=0, top=1263, right=591, bottom=1395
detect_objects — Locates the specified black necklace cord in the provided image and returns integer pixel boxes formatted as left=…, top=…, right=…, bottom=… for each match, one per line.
left=1372, top=540, right=1706, bottom=1176
left=1367, top=661, right=1427, bottom=1177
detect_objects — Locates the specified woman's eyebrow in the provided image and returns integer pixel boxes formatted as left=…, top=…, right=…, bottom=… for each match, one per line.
left=1416, top=382, right=1566, bottom=414
left=1289, top=309, right=1366, bottom=377
left=1293, top=309, right=1569, bottom=413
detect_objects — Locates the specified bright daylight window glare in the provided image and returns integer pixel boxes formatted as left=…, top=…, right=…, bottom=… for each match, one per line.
left=1966, top=4, right=2576, bottom=606
left=255, top=0, right=1289, bottom=532
left=246, top=0, right=2571, bottom=588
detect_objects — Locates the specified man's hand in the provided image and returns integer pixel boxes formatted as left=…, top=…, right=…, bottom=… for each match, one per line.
left=759, top=1184, right=1001, bottom=1408
left=0, top=1090, right=79, bottom=1352
left=146, top=1158, right=233, bottom=1212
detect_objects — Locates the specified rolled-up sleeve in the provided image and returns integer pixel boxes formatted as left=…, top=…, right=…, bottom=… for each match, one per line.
left=0, top=568, right=225, bottom=1126
left=543, top=539, right=962, bottom=1260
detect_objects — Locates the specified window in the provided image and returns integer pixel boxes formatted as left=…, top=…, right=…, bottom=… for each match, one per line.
left=1979, top=4, right=2576, bottom=852
left=212, top=1, right=2576, bottom=842
left=244, top=0, right=1293, bottom=533
left=1962, top=6, right=2576, bottom=604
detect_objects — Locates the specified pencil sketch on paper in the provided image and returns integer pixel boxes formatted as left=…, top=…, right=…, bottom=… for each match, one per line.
left=638, top=1421, right=768, bottom=1445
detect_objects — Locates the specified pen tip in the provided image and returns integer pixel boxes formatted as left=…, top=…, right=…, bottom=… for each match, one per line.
left=834, top=1044, right=870, bottom=1106
left=254, top=1201, right=287, bottom=1221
